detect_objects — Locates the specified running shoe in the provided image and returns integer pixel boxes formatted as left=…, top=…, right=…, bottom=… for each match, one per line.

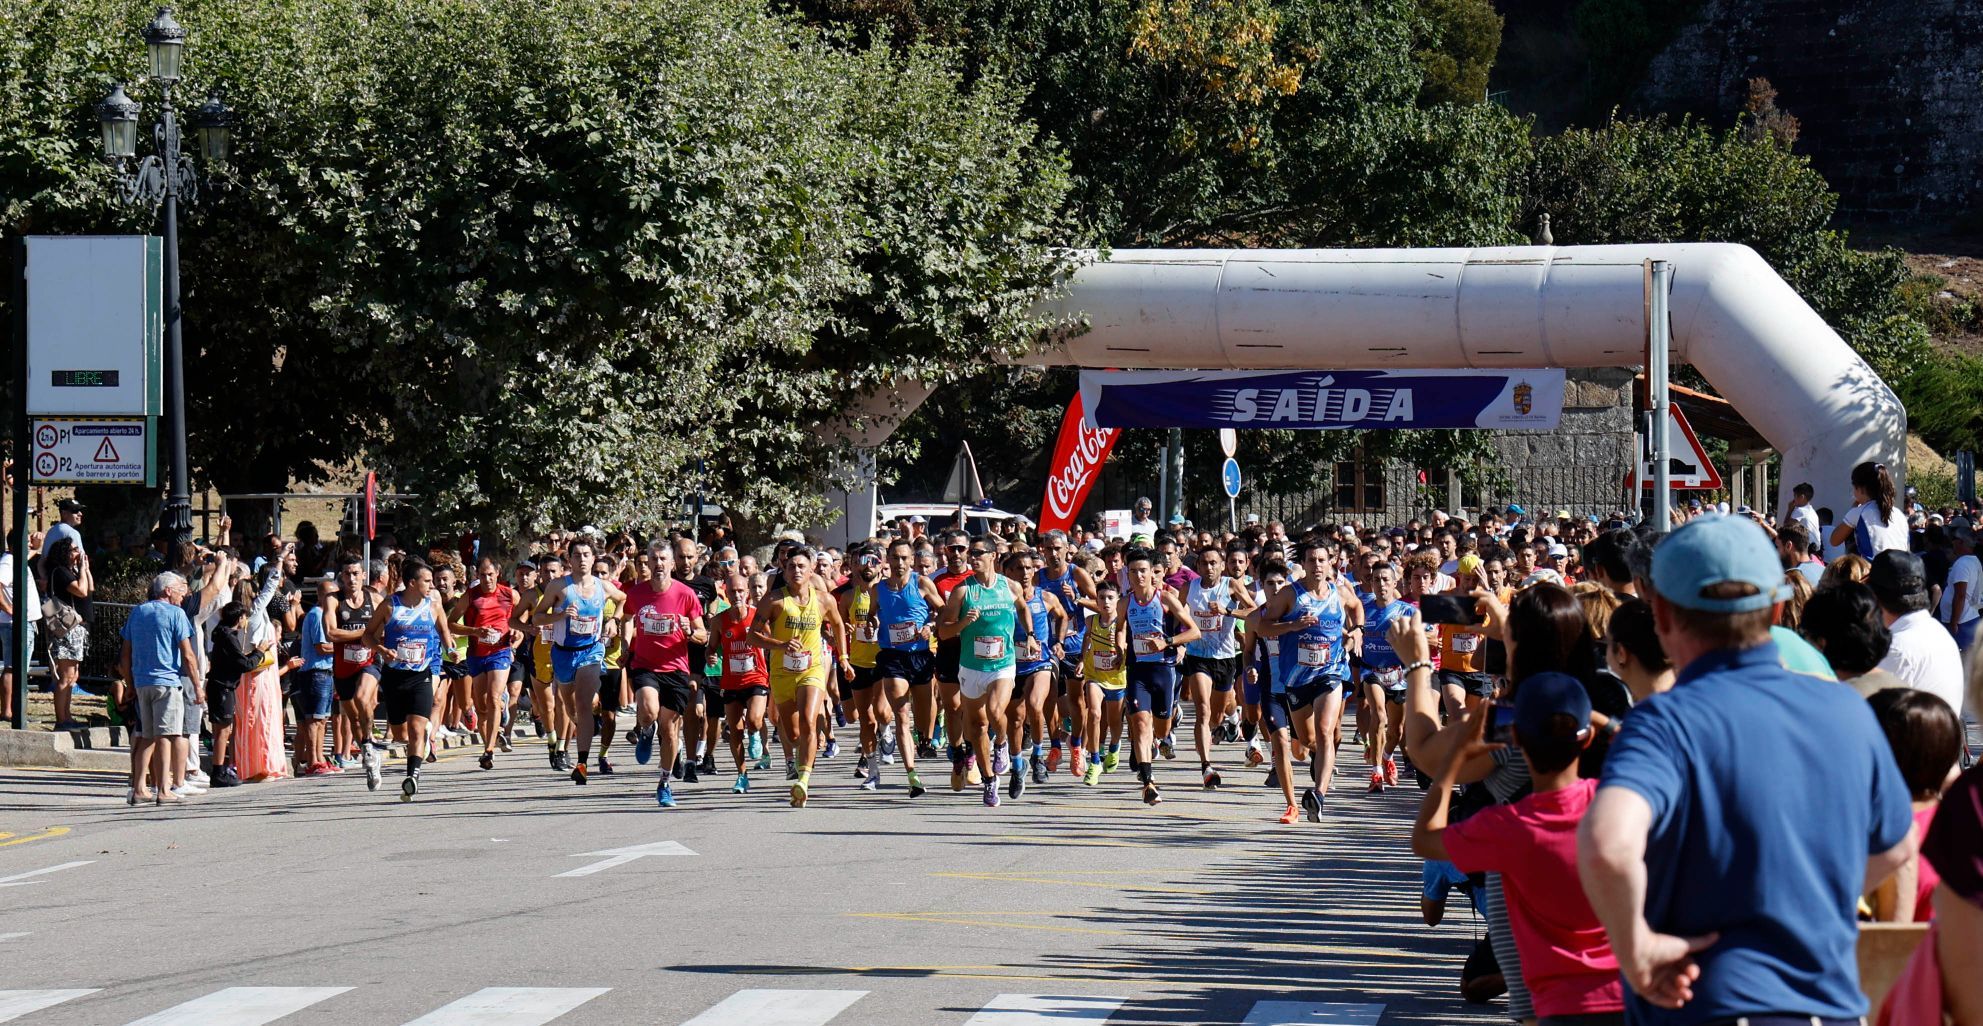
left=597, top=755, right=615, bottom=776
left=790, top=771, right=810, bottom=808
left=672, top=755, right=685, bottom=781
left=880, top=724, right=898, bottom=763
left=823, top=738, right=841, bottom=760
left=479, top=752, right=494, bottom=771
left=1142, top=782, right=1163, bottom=805
left=1045, top=746, right=1063, bottom=773
left=785, top=760, right=799, bottom=781
left=1368, top=770, right=1384, bottom=794
left=966, top=761, right=983, bottom=786
left=983, top=778, right=1000, bottom=808
left=571, top=763, right=588, bottom=785
left=855, top=754, right=870, bottom=779
left=1246, top=744, right=1264, bottom=767
left=1278, top=805, right=1300, bottom=824
left=1082, top=761, right=1102, bottom=786
left=401, top=772, right=419, bottom=802
left=362, top=745, right=382, bottom=791
left=1383, top=756, right=1399, bottom=787
left=1264, top=767, right=1280, bottom=789
left=656, top=782, right=677, bottom=808
left=1031, top=755, right=1048, bottom=785
left=1071, top=746, right=1086, bottom=774
left=633, top=726, right=654, bottom=765
left=733, top=772, right=750, bottom=794
left=1302, top=787, right=1323, bottom=823
left=755, top=749, right=772, bottom=771
left=1008, top=764, right=1025, bottom=800
left=950, top=758, right=967, bottom=792
left=683, top=761, right=699, bottom=784
left=992, top=743, right=1011, bottom=776
left=1203, top=768, right=1222, bottom=790
left=916, top=739, right=939, bottom=760
left=1103, top=749, right=1120, bottom=773
left=699, top=752, right=718, bottom=775
left=547, top=745, right=562, bottom=771
left=747, top=731, right=764, bottom=764
left=1159, top=734, right=1176, bottom=760
left=860, top=768, right=879, bottom=791
left=497, top=731, right=514, bottom=753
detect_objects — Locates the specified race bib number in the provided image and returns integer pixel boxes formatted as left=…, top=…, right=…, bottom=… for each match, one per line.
left=481, top=628, right=504, bottom=646
left=568, top=614, right=599, bottom=638
left=1194, top=613, right=1226, bottom=633
left=1091, top=650, right=1121, bottom=671
left=728, top=653, right=757, bottom=674
left=1297, top=639, right=1332, bottom=667
left=395, top=639, right=429, bottom=665
left=1371, top=665, right=1405, bottom=688
left=1134, top=634, right=1166, bottom=656
left=1450, top=633, right=1480, bottom=653
left=536, top=624, right=555, bottom=642
left=341, top=644, right=372, bottom=664
left=1264, top=638, right=1281, bottom=658
left=781, top=649, right=813, bottom=672
left=639, top=612, right=677, bottom=637
left=853, top=621, right=879, bottom=644
left=973, top=635, right=1007, bottom=660
left=887, top=621, right=919, bottom=645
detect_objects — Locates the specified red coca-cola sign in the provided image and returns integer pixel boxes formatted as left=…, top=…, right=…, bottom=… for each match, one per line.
left=1038, top=395, right=1120, bottom=533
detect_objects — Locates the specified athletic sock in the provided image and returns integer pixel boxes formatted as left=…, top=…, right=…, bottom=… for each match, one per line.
left=408, top=753, right=423, bottom=774
left=1050, top=739, right=1063, bottom=751
left=1137, top=764, right=1153, bottom=784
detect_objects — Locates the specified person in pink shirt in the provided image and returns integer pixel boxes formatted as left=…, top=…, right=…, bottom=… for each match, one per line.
left=1413, top=673, right=1625, bottom=1026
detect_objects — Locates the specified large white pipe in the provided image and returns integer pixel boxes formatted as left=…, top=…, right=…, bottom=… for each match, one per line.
left=1025, top=244, right=1905, bottom=524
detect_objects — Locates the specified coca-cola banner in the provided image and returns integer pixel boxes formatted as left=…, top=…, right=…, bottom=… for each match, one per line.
left=1037, top=395, right=1122, bottom=534
left=1079, top=368, right=1565, bottom=430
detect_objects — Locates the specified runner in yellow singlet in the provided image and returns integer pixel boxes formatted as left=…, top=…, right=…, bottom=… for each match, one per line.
left=749, top=546, right=849, bottom=808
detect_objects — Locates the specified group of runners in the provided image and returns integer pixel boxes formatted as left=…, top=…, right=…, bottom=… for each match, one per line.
left=307, top=514, right=1543, bottom=823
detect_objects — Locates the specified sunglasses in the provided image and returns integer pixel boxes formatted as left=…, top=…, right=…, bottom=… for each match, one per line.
left=968, top=549, right=993, bottom=558
left=946, top=545, right=969, bottom=552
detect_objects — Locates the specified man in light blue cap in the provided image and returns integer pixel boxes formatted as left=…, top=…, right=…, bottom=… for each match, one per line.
left=1577, top=514, right=1917, bottom=1026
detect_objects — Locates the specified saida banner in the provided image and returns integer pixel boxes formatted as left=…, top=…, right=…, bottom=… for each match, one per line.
left=1078, top=368, right=1565, bottom=431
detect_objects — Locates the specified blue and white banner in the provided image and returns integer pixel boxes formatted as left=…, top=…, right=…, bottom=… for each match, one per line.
left=1079, top=368, right=1565, bottom=431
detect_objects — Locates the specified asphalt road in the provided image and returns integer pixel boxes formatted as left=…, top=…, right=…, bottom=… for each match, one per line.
left=0, top=727, right=1507, bottom=1026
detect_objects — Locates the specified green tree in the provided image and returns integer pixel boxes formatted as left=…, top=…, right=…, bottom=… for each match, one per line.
left=1414, top=0, right=1503, bottom=106
left=2, top=0, right=1072, bottom=541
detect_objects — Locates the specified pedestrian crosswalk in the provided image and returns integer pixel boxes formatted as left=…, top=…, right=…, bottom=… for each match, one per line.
left=0, top=987, right=1388, bottom=1024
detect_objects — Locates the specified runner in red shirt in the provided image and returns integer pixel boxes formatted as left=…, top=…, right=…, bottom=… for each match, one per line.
left=449, top=557, right=519, bottom=771
left=620, top=542, right=708, bottom=808
left=717, top=571, right=770, bottom=792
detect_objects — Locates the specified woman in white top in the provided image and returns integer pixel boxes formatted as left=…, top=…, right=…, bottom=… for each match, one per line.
left=1831, top=461, right=1910, bottom=556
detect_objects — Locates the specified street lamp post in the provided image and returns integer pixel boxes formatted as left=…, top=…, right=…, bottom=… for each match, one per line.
left=95, top=7, right=230, bottom=551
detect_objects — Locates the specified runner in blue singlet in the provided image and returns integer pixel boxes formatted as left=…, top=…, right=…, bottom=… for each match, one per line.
left=1257, top=539, right=1363, bottom=823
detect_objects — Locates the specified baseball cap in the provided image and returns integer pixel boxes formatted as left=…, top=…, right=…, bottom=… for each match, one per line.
left=908, top=514, right=927, bottom=524
left=1456, top=554, right=1483, bottom=578
left=1520, top=568, right=1565, bottom=589
left=1686, top=498, right=1703, bottom=511
left=1515, top=672, right=1592, bottom=743
left=1506, top=504, right=1526, bottom=517
left=1546, top=541, right=1568, bottom=559
left=57, top=497, right=85, bottom=513
left=1555, top=510, right=1571, bottom=520
left=1244, top=513, right=1261, bottom=525
left=1868, top=550, right=1928, bottom=604
left=1650, top=514, right=1789, bottom=612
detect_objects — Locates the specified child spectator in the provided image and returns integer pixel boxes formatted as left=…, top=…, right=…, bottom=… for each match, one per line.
left=1412, top=673, right=1624, bottom=1026
left=1866, top=687, right=1964, bottom=922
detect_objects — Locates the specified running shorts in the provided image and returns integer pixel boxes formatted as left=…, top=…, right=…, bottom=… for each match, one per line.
left=701, top=678, right=724, bottom=709
left=1090, top=679, right=1125, bottom=702
left=1261, top=691, right=1295, bottom=733
left=958, top=665, right=1014, bottom=701
left=551, top=643, right=605, bottom=684
left=874, top=648, right=934, bottom=688
left=1124, top=661, right=1178, bottom=719
left=597, top=667, right=627, bottom=710
left=466, top=648, right=514, bottom=677
left=507, top=657, right=530, bottom=685
left=633, top=669, right=696, bottom=716
left=1439, top=669, right=1495, bottom=699
left=935, top=637, right=962, bottom=684
left=334, top=664, right=380, bottom=702
left=838, top=664, right=879, bottom=702
left=1056, top=653, right=1084, bottom=682
left=1182, top=654, right=1239, bottom=693
left=723, top=685, right=769, bottom=714
left=291, top=669, right=335, bottom=721
left=1287, top=674, right=1346, bottom=712
left=379, top=667, right=435, bottom=725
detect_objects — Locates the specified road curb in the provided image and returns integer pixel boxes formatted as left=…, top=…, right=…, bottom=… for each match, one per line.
left=0, top=728, right=132, bottom=770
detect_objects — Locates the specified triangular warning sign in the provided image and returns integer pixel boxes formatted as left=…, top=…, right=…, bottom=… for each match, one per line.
left=1627, top=404, right=1723, bottom=490
left=93, top=437, right=120, bottom=463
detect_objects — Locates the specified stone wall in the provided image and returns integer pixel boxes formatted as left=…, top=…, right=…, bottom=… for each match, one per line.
left=1637, top=0, right=1983, bottom=224
left=1480, top=367, right=1636, bottom=516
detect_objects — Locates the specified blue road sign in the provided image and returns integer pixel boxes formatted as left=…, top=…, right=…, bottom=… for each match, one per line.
left=1221, top=458, right=1241, bottom=498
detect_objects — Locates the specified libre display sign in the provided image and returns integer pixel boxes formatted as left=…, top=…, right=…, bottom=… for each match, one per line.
left=22, top=235, right=163, bottom=486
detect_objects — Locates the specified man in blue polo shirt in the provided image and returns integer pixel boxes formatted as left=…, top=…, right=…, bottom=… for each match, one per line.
left=1577, top=514, right=1916, bottom=1025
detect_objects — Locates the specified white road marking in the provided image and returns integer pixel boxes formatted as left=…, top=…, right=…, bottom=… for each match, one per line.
left=1241, top=1001, right=1387, bottom=1025
left=554, top=840, right=695, bottom=877
left=0, top=990, right=97, bottom=1022
left=963, top=993, right=1127, bottom=1024
left=399, top=987, right=608, bottom=1025
left=679, top=988, right=867, bottom=1026
left=0, top=933, right=31, bottom=942
left=123, top=986, right=352, bottom=1025
left=0, top=861, right=93, bottom=888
